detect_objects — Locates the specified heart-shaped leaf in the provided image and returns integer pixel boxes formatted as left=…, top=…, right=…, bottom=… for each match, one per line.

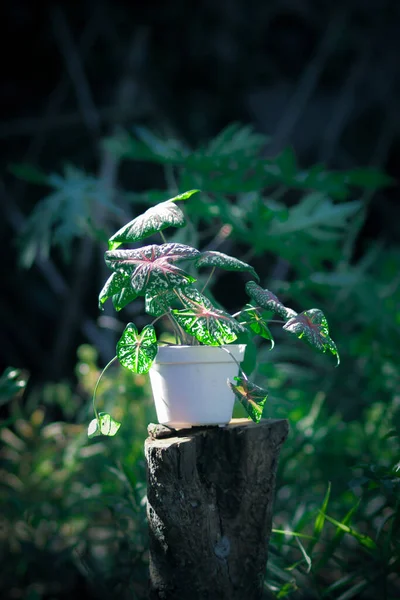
left=195, top=251, right=260, bottom=281
left=108, top=190, right=200, bottom=250
left=98, top=271, right=138, bottom=311
left=117, top=323, right=158, bottom=374
left=172, top=287, right=246, bottom=345
left=239, top=305, right=274, bottom=348
left=105, top=243, right=199, bottom=296
left=283, top=309, right=340, bottom=365
left=246, top=281, right=296, bottom=320
left=228, top=376, right=268, bottom=423
left=88, top=412, right=121, bottom=438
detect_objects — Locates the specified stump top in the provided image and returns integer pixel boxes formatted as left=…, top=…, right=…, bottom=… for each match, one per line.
left=147, top=418, right=289, bottom=443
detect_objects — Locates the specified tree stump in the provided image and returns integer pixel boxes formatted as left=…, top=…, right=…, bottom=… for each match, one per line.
left=145, top=418, right=289, bottom=600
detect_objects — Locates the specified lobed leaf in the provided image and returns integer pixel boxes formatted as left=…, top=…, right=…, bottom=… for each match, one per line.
left=88, top=412, right=121, bottom=438
left=172, top=287, right=246, bottom=345
left=195, top=251, right=260, bottom=281
left=283, top=309, right=340, bottom=365
left=246, top=281, right=296, bottom=320
left=228, top=375, right=268, bottom=423
left=116, top=323, right=158, bottom=374
left=105, top=243, right=199, bottom=296
left=108, top=191, right=199, bottom=250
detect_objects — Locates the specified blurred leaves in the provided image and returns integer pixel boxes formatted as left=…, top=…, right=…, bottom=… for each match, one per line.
left=14, top=164, right=120, bottom=267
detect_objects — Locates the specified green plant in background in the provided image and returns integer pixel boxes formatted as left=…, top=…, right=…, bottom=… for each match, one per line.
left=0, top=349, right=154, bottom=600
left=8, top=123, right=399, bottom=599
left=89, top=189, right=339, bottom=437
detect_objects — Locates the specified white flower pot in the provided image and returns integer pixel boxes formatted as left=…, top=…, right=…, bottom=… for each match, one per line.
left=149, top=344, right=246, bottom=429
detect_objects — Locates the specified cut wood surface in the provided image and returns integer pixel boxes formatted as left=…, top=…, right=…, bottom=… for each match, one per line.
left=145, top=418, right=289, bottom=600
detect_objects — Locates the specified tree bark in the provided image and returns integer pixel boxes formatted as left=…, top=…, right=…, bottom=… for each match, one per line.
left=145, top=418, right=289, bottom=600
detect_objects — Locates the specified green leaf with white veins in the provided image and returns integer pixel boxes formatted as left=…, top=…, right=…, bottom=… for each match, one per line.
left=239, top=305, right=274, bottom=348
left=88, top=412, right=121, bottom=438
left=105, top=243, right=199, bottom=296
left=228, top=376, right=268, bottom=423
left=145, top=288, right=182, bottom=317
left=195, top=251, right=260, bottom=281
left=98, top=270, right=138, bottom=311
left=117, top=323, right=158, bottom=374
left=246, top=281, right=296, bottom=320
left=172, top=287, right=246, bottom=345
left=283, top=309, right=340, bottom=365
left=108, top=191, right=199, bottom=250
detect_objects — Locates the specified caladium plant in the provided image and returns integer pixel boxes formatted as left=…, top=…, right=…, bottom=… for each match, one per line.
left=89, top=189, right=340, bottom=437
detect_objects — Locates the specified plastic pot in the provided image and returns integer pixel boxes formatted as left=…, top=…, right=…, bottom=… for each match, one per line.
left=148, top=344, right=246, bottom=428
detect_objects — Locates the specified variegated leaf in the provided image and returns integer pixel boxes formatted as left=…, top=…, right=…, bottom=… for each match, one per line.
left=228, top=376, right=268, bottom=423
left=283, top=309, right=340, bottom=365
left=172, top=287, right=246, bottom=345
left=105, top=243, right=199, bottom=295
left=246, top=281, right=297, bottom=320
left=195, top=251, right=260, bottom=281
left=98, top=270, right=138, bottom=311
left=88, top=412, right=121, bottom=438
left=117, top=323, right=158, bottom=374
left=145, top=288, right=182, bottom=317
left=108, top=190, right=199, bottom=250
left=239, top=305, right=274, bottom=348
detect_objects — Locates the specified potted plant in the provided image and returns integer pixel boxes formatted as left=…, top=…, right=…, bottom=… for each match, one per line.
left=88, top=190, right=339, bottom=437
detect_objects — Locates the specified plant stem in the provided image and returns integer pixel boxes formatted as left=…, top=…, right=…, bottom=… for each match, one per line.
left=231, top=306, right=286, bottom=325
left=159, top=231, right=167, bottom=244
left=92, top=355, right=118, bottom=420
left=201, top=266, right=216, bottom=294
left=218, top=345, right=248, bottom=381
left=167, top=313, right=180, bottom=344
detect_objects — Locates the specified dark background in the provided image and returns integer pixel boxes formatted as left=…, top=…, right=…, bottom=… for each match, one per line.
left=2, top=0, right=399, bottom=380
left=0, top=0, right=400, bottom=377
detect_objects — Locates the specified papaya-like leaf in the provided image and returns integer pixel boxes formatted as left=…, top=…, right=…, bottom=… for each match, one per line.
left=88, top=412, right=121, bottom=438
left=172, top=287, right=246, bottom=345
left=108, top=190, right=199, bottom=250
left=228, top=376, right=268, bottom=423
left=117, top=323, right=158, bottom=374
left=283, top=309, right=340, bottom=365
left=246, top=281, right=296, bottom=320
left=105, top=243, right=199, bottom=295
left=98, top=270, right=138, bottom=311
left=195, top=251, right=260, bottom=281
left=239, top=305, right=274, bottom=348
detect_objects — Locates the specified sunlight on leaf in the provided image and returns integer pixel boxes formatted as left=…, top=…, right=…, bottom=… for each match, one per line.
left=238, top=305, right=274, bottom=348
left=321, top=511, right=377, bottom=550
left=98, top=270, right=138, bottom=311
left=195, top=251, right=260, bottom=281
left=283, top=309, right=340, bottom=365
left=88, top=412, right=121, bottom=438
left=145, top=288, right=182, bottom=316
left=172, top=287, right=246, bottom=345
left=117, top=323, right=158, bottom=374
left=108, top=191, right=199, bottom=249
left=168, top=189, right=201, bottom=202
left=105, top=243, right=199, bottom=295
left=228, top=375, right=268, bottom=422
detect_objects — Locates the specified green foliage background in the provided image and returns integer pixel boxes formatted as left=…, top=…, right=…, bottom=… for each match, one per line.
left=1, top=124, right=399, bottom=599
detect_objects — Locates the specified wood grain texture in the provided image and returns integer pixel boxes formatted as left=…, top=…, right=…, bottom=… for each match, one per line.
left=145, top=418, right=289, bottom=600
